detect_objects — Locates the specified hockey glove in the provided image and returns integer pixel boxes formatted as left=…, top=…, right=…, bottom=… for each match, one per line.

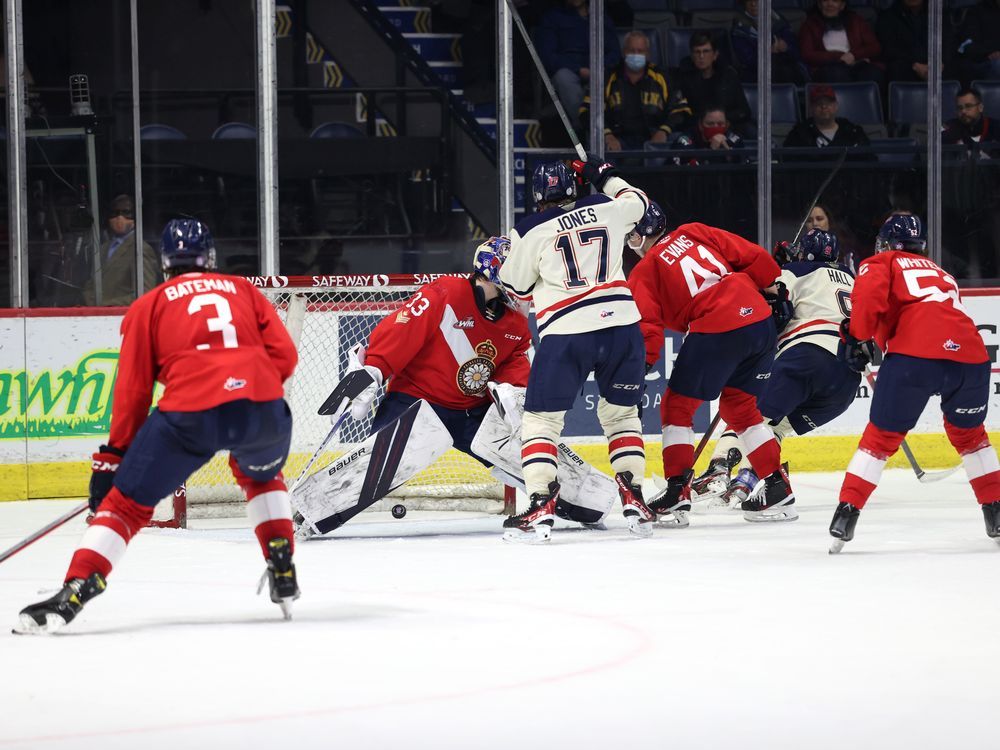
left=838, top=318, right=877, bottom=373
left=89, top=445, right=125, bottom=513
left=570, top=155, right=620, bottom=192
left=772, top=241, right=793, bottom=266
left=765, top=281, right=794, bottom=333
left=348, top=367, right=384, bottom=421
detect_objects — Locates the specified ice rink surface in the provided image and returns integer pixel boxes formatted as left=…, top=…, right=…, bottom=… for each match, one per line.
left=1, top=469, right=997, bottom=750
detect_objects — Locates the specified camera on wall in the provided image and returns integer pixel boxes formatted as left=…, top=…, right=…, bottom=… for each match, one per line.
left=69, top=73, right=93, bottom=116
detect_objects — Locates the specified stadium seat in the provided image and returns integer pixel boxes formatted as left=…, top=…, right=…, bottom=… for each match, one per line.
left=888, top=81, right=960, bottom=135
left=211, top=122, right=257, bottom=139
left=664, top=28, right=726, bottom=70
left=139, top=123, right=187, bottom=140
left=616, top=28, right=663, bottom=70
left=310, top=122, right=364, bottom=138
left=972, top=80, right=1000, bottom=118
left=743, top=84, right=799, bottom=124
left=871, top=137, right=918, bottom=164
left=628, top=0, right=670, bottom=9
left=805, top=81, right=886, bottom=137
left=678, top=0, right=743, bottom=29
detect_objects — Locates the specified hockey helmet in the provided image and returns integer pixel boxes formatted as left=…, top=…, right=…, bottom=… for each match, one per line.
left=794, top=229, right=839, bottom=263
left=472, top=235, right=511, bottom=284
left=627, top=200, right=667, bottom=252
left=875, top=213, right=926, bottom=254
left=161, top=218, right=216, bottom=272
left=531, top=161, right=577, bottom=207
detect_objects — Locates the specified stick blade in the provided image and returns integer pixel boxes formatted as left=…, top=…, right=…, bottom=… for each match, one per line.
left=317, top=369, right=376, bottom=415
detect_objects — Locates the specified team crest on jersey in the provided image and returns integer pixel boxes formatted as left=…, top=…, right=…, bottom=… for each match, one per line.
left=224, top=377, right=247, bottom=391
left=453, top=316, right=475, bottom=329
left=739, top=306, right=754, bottom=317
left=600, top=310, right=615, bottom=319
left=944, top=339, right=961, bottom=351
left=456, top=340, right=498, bottom=396
left=395, top=309, right=410, bottom=324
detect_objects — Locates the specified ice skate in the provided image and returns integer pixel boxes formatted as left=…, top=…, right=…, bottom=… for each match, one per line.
left=982, top=501, right=1000, bottom=541
left=614, top=471, right=655, bottom=538
left=503, top=482, right=558, bottom=544
left=742, top=466, right=797, bottom=522
left=828, top=501, right=861, bottom=554
left=14, top=573, right=106, bottom=635
left=713, top=468, right=758, bottom=510
left=648, top=470, right=693, bottom=528
left=257, top=537, right=300, bottom=620
left=691, top=448, right=741, bottom=501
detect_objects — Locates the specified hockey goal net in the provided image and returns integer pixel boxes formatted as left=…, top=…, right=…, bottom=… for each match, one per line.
left=152, top=274, right=513, bottom=527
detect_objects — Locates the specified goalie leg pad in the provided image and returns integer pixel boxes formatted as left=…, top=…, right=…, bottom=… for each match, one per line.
left=292, top=399, right=453, bottom=535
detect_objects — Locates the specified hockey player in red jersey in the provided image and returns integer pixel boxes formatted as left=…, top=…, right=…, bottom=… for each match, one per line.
left=348, top=236, right=530, bottom=460
left=16, top=219, right=300, bottom=633
left=628, top=210, right=796, bottom=523
left=830, top=215, right=1000, bottom=551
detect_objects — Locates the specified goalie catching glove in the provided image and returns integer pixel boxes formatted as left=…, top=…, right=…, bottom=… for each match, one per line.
left=89, top=445, right=124, bottom=513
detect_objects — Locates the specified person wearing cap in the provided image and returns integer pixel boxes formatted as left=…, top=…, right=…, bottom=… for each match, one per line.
left=799, top=0, right=883, bottom=87
left=783, top=85, right=872, bottom=158
left=82, top=194, right=161, bottom=306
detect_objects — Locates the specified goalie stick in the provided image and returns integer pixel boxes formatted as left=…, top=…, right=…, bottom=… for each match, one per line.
left=863, top=370, right=961, bottom=483
left=0, top=501, right=89, bottom=565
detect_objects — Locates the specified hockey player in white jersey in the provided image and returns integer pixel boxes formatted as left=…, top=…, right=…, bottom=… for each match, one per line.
left=694, top=229, right=861, bottom=506
left=497, top=156, right=656, bottom=542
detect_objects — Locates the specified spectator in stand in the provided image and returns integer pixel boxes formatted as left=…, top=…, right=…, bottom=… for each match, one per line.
left=805, top=201, right=863, bottom=269
left=82, top=194, right=161, bottom=306
left=799, top=0, right=884, bottom=88
left=942, top=87, right=1000, bottom=155
left=731, top=0, right=807, bottom=85
left=536, top=0, right=621, bottom=129
left=784, top=84, right=873, bottom=158
left=672, top=106, right=748, bottom=165
left=954, top=0, right=1000, bottom=82
left=876, top=0, right=934, bottom=84
left=580, top=30, right=692, bottom=152
left=675, top=32, right=755, bottom=137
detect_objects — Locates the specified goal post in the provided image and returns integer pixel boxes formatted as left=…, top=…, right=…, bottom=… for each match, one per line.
left=152, top=274, right=516, bottom=527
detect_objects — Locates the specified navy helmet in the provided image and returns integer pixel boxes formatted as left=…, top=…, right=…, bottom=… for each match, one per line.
left=531, top=161, right=576, bottom=207
left=875, top=213, right=926, bottom=254
left=472, top=235, right=511, bottom=284
left=160, top=218, right=216, bottom=272
left=794, top=228, right=839, bottom=263
left=627, top=200, right=666, bottom=251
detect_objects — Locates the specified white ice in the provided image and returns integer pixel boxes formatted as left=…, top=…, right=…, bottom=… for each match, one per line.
left=1, top=469, right=997, bottom=750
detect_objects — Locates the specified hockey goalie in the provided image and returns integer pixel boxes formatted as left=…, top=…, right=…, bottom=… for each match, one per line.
left=292, top=238, right=619, bottom=539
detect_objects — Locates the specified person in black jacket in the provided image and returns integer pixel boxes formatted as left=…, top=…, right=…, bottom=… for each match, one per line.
left=731, top=0, right=807, bottom=85
left=675, top=32, right=755, bottom=137
left=954, top=0, right=1000, bottom=83
left=783, top=84, right=872, bottom=159
left=876, top=0, right=933, bottom=83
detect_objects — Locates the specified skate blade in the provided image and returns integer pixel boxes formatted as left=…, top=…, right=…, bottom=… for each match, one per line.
left=625, top=516, right=654, bottom=538
left=829, top=539, right=847, bottom=554
left=743, top=507, right=799, bottom=523
left=278, top=599, right=294, bottom=620
left=502, top=524, right=552, bottom=544
left=654, top=510, right=690, bottom=529
left=12, top=612, right=66, bottom=635
left=691, top=481, right=728, bottom=502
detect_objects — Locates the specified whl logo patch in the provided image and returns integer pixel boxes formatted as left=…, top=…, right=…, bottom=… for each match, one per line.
left=224, top=377, right=247, bottom=391
left=453, top=316, right=475, bottom=329
left=739, top=306, right=754, bottom=317
left=943, top=339, right=961, bottom=351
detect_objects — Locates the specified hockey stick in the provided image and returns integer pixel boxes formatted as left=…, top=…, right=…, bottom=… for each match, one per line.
left=504, top=0, right=587, bottom=161
left=790, top=148, right=848, bottom=246
left=693, top=411, right=724, bottom=465
left=863, top=370, right=962, bottom=483
left=0, top=501, right=89, bottom=565
left=290, top=399, right=354, bottom=494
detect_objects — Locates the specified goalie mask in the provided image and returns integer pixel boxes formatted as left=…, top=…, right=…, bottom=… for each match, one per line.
left=472, top=235, right=511, bottom=284
left=626, top=200, right=666, bottom=254
left=875, top=214, right=926, bottom=255
left=161, top=218, right=216, bottom=272
left=794, top=229, right=839, bottom=263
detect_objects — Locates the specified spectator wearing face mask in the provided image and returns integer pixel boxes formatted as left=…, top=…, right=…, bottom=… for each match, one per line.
left=672, top=106, right=748, bottom=165
left=580, top=30, right=691, bottom=151
left=82, top=194, right=161, bottom=306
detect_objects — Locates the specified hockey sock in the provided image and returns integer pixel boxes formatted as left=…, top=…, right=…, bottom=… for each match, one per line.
left=719, top=388, right=780, bottom=478
left=65, top=487, right=154, bottom=582
left=520, top=410, right=565, bottom=497
left=661, top=389, right=700, bottom=477
left=944, top=421, right=1000, bottom=504
left=839, top=423, right=906, bottom=509
left=598, top=399, right=645, bottom=480
left=230, top=458, right=295, bottom=557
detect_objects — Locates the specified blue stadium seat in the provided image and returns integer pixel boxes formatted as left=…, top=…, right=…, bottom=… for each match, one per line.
left=972, top=80, right=1000, bottom=118
left=806, top=82, right=883, bottom=125
left=617, top=28, right=663, bottom=69
left=628, top=0, right=670, bottom=9
left=743, top=84, right=799, bottom=124
left=139, top=123, right=187, bottom=140
left=888, top=81, right=960, bottom=132
left=211, top=122, right=256, bottom=139
left=310, top=122, right=364, bottom=138
left=871, top=137, right=918, bottom=163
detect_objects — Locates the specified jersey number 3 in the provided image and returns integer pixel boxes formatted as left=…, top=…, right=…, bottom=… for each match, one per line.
left=555, top=228, right=610, bottom=289
left=188, top=293, right=239, bottom=350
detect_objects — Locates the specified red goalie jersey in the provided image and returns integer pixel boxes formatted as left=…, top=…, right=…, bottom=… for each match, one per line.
left=850, top=252, right=987, bottom=364
left=109, top=273, right=298, bottom=449
left=627, top=222, right=781, bottom=365
left=365, top=276, right=531, bottom=410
